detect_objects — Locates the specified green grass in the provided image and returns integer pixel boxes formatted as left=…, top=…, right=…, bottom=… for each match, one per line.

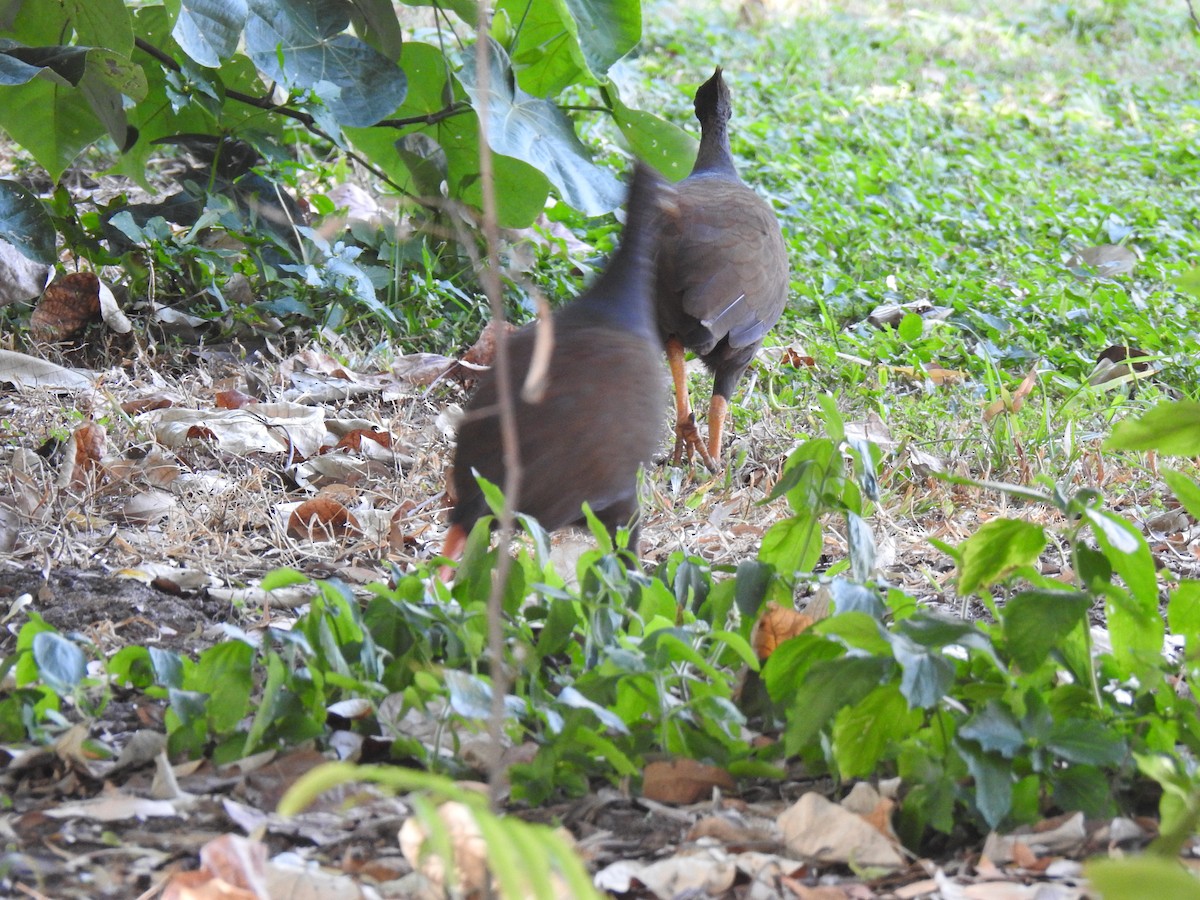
left=596, top=0, right=1200, bottom=485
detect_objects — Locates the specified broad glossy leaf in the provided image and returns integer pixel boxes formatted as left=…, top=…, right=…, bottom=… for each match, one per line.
left=246, top=0, right=406, bottom=127
left=0, top=76, right=105, bottom=181
left=828, top=578, right=886, bottom=619
left=496, top=0, right=586, bottom=96
left=173, top=0, right=249, bottom=68
left=604, top=81, right=697, bottom=182
left=814, top=610, right=891, bottom=654
left=733, top=559, right=773, bottom=617
left=190, top=641, right=254, bottom=732
left=847, top=512, right=876, bottom=582
left=1104, top=401, right=1200, bottom=457
left=0, top=180, right=55, bottom=264
left=66, top=0, right=134, bottom=56
left=1001, top=589, right=1091, bottom=672
left=149, top=647, right=185, bottom=688
left=957, top=517, right=1047, bottom=596
left=460, top=38, right=623, bottom=216
left=32, top=632, right=86, bottom=691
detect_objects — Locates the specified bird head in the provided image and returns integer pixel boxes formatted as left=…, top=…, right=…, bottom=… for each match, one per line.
left=694, top=67, right=733, bottom=125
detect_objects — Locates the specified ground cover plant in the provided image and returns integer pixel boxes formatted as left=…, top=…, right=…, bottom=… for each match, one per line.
left=1, top=0, right=1199, bottom=897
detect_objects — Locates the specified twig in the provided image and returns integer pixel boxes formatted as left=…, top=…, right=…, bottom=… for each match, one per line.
left=471, top=3, right=521, bottom=811
left=131, top=37, right=469, bottom=201
left=1188, top=0, right=1200, bottom=32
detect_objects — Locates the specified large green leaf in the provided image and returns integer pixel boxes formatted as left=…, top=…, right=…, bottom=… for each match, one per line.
left=245, top=0, right=406, bottom=127
left=1001, top=589, right=1092, bottom=672
left=346, top=41, right=550, bottom=227
left=1104, top=401, right=1200, bottom=457
left=602, top=80, right=698, bottom=181
left=0, top=179, right=56, bottom=264
left=0, top=75, right=105, bottom=181
left=563, top=0, right=640, bottom=77
left=173, top=0, right=249, bottom=68
left=460, top=37, right=623, bottom=216
left=66, top=0, right=133, bottom=56
left=956, top=517, right=1047, bottom=596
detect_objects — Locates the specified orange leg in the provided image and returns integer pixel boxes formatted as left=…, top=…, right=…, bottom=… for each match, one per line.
left=706, top=394, right=728, bottom=466
left=667, top=339, right=718, bottom=472
left=438, top=523, right=467, bottom=582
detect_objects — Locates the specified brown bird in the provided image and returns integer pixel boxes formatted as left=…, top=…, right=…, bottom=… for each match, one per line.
left=441, top=162, right=669, bottom=569
left=655, top=67, right=789, bottom=470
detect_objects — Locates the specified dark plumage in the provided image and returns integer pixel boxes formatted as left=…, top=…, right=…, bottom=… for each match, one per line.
left=655, top=67, right=789, bottom=470
left=441, top=162, right=669, bottom=569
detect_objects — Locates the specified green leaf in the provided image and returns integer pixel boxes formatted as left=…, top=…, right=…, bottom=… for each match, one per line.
left=189, top=640, right=254, bottom=734
left=759, top=513, right=823, bottom=576
left=66, top=0, right=134, bottom=56
left=459, top=38, right=624, bottom=216
left=0, top=179, right=55, bottom=263
left=898, top=311, right=923, bottom=341
left=1164, top=469, right=1200, bottom=521
left=1001, top=589, right=1092, bottom=672
left=828, top=578, right=886, bottom=619
left=558, top=685, right=629, bottom=734
left=603, top=80, right=697, bottom=182
left=957, top=518, right=1047, bottom=596
left=1168, top=581, right=1200, bottom=645
left=1045, top=719, right=1126, bottom=766
left=32, top=632, right=86, bottom=692
left=733, top=559, right=773, bottom=618
left=0, top=75, right=106, bottom=181
left=890, top=632, right=954, bottom=709
left=563, top=0, right=640, bottom=77
left=1086, top=857, right=1200, bottom=900
left=831, top=685, right=919, bottom=778
left=960, top=745, right=1013, bottom=828
left=245, top=0, right=407, bottom=127
left=149, top=647, right=185, bottom=689
left=960, top=701, right=1024, bottom=757
left=783, top=655, right=890, bottom=753
left=1104, top=401, right=1200, bottom=457
left=173, top=0, right=251, bottom=68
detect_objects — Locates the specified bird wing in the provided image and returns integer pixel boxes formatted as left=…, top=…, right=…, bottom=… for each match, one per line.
left=663, top=179, right=788, bottom=352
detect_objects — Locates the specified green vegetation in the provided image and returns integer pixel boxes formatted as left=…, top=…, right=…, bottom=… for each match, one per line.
left=2, top=0, right=1200, bottom=892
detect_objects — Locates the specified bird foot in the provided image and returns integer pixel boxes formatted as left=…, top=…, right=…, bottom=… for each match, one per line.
left=672, top=415, right=719, bottom=473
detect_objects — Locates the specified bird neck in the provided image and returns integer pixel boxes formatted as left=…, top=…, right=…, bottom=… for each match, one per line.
left=578, top=232, right=657, bottom=338
left=690, top=118, right=739, bottom=178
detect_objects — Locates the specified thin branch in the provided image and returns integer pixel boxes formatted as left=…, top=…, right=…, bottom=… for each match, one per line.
left=132, top=37, right=469, bottom=201
left=472, top=4, right=521, bottom=811
left=1188, top=0, right=1200, bottom=32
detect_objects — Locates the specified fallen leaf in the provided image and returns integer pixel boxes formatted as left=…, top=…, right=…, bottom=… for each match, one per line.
left=777, top=792, right=905, bottom=869
left=642, top=757, right=736, bottom=804
left=30, top=271, right=102, bottom=342
left=287, top=497, right=362, bottom=542
left=751, top=602, right=816, bottom=661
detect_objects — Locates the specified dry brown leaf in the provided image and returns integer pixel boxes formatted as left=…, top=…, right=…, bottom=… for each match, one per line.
left=162, top=870, right=259, bottom=900
left=399, top=801, right=490, bottom=896
left=777, top=793, right=905, bottom=869
left=751, top=602, right=816, bottom=661
left=216, top=389, right=258, bottom=410
left=287, top=497, right=361, bottom=542
left=327, top=428, right=392, bottom=453
left=642, top=757, right=735, bottom=805
left=62, top=422, right=107, bottom=489
left=462, top=319, right=517, bottom=368
left=30, top=271, right=102, bottom=342
left=120, top=395, right=175, bottom=415
left=983, top=363, right=1039, bottom=423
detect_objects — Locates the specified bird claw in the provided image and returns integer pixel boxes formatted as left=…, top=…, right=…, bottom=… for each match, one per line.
left=672, top=415, right=719, bottom=473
